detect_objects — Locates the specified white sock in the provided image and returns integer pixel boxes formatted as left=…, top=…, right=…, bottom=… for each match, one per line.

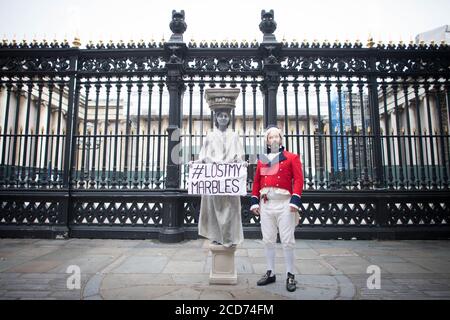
left=283, top=247, right=295, bottom=275
left=265, top=246, right=276, bottom=275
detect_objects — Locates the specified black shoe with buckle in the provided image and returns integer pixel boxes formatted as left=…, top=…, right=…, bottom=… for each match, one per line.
left=257, top=270, right=276, bottom=286
left=286, top=272, right=297, bottom=292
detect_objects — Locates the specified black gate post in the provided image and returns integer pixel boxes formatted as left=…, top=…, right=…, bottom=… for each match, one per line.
left=60, top=42, right=80, bottom=239
left=159, top=10, right=187, bottom=243
left=367, top=46, right=385, bottom=189
left=367, top=41, right=388, bottom=237
left=259, top=9, right=281, bottom=128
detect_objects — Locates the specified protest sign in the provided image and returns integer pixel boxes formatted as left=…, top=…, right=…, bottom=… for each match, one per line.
left=188, top=162, right=247, bottom=196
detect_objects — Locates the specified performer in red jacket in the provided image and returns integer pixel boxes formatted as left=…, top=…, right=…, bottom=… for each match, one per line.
left=250, top=125, right=304, bottom=292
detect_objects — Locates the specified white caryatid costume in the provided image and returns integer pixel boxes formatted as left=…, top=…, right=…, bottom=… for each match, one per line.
left=197, top=88, right=245, bottom=247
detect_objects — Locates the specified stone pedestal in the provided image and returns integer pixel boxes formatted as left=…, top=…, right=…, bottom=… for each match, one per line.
left=209, top=243, right=237, bottom=285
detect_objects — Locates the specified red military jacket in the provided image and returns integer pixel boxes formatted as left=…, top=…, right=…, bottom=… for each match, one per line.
left=250, top=146, right=304, bottom=209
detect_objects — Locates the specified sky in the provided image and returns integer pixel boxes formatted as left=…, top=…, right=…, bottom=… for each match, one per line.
left=0, top=0, right=449, bottom=46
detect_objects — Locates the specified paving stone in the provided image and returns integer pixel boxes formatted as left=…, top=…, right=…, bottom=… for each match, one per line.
left=101, top=285, right=182, bottom=300
left=0, top=278, right=51, bottom=286
left=0, top=272, right=22, bottom=279
left=406, top=283, right=450, bottom=291
left=247, top=249, right=266, bottom=258
left=198, top=289, right=235, bottom=300
left=84, top=294, right=103, bottom=300
left=0, top=239, right=39, bottom=245
left=322, top=256, right=373, bottom=275
left=33, top=239, right=71, bottom=246
left=19, top=297, right=59, bottom=300
left=3, top=290, right=51, bottom=298
left=124, top=247, right=179, bottom=257
left=0, top=257, right=35, bottom=272
left=171, top=274, right=210, bottom=286
left=14, top=246, right=61, bottom=258
left=376, top=262, right=433, bottom=274
left=294, top=249, right=321, bottom=259
left=247, top=248, right=286, bottom=258
left=403, top=258, right=450, bottom=274
left=155, top=287, right=202, bottom=300
left=7, top=260, right=64, bottom=273
left=365, top=255, right=408, bottom=263
left=38, top=248, right=90, bottom=261
left=1, top=283, right=52, bottom=291
left=358, top=288, right=427, bottom=299
left=423, top=290, right=450, bottom=298
left=295, top=260, right=338, bottom=275
left=101, top=273, right=175, bottom=290
left=335, top=275, right=356, bottom=299
left=83, top=274, right=104, bottom=298
left=429, top=278, right=450, bottom=285
left=84, top=247, right=131, bottom=256
left=68, top=239, right=142, bottom=248
left=19, top=272, right=69, bottom=279
left=111, top=256, right=169, bottom=274
left=248, top=257, right=288, bottom=268
left=49, top=291, right=81, bottom=300
left=164, top=260, right=206, bottom=274
left=240, top=239, right=266, bottom=249
left=96, top=255, right=128, bottom=274
left=50, top=255, right=116, bottom=274
left=306, top=241, right=345, bottom=249
left=395, top=250, right=447, bottom=258
left=352, top=248, right=400, bottom=256
left=229, top=288, right=285, bottom=300
left=171, top=248, right=210, bottom=261
left=315, top=248, right=358, bottom=257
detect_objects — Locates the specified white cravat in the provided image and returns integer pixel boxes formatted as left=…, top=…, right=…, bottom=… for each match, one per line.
left=266, top=151, right=280, bottom=161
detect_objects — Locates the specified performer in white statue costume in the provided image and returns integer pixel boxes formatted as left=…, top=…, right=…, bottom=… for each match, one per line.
left=191, top=88, right=245, bottom=248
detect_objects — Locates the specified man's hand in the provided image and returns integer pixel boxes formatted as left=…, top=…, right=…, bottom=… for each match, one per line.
left=290, top=206, right=298, bottom=213
left=251, top=207, right=260, bottom=215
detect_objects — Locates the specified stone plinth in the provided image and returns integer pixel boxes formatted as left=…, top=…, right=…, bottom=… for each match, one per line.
left=209, top=243, right=237, bottom=285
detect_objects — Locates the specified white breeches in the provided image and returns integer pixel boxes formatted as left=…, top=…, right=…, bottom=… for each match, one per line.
left=260, top=192, right=297, bottom=249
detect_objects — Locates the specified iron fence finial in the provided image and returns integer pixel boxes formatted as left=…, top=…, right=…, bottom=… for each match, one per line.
left=72, top=36, right=81, bottom=48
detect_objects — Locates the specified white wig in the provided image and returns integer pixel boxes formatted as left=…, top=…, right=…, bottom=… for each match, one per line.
left=264, top=126, right=284, bottom=145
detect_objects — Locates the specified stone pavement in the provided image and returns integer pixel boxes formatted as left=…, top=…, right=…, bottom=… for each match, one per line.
left=1, top=238, right=450, bottom=300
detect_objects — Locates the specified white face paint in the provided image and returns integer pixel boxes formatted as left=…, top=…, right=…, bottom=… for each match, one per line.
left=216, top=111, right=230, bottom=131
left=267, top=130, right=281, bottom=153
